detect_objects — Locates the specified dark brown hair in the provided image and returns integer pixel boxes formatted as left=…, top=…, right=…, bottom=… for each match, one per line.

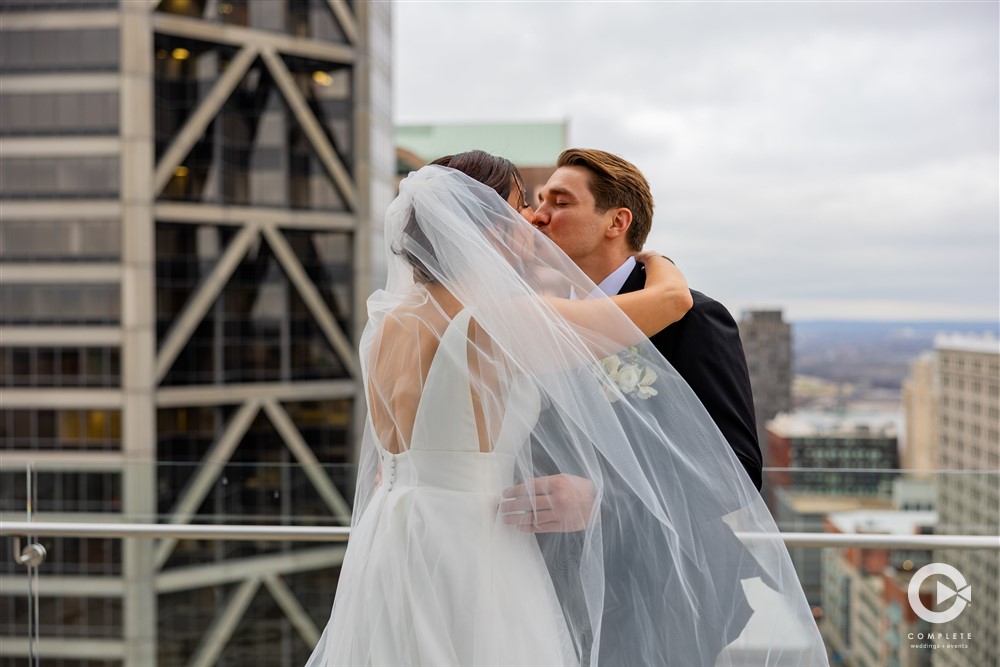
left=430, top=150, right=526, bottom=204
left=557, top=148, right=654, bottom=251
left=399, top=150, right=526, bottom=283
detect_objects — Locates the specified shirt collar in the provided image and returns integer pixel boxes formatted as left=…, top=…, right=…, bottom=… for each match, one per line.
left=597, top=256, right=637, bottom=296
left=572, top=256, right=637, bottom=300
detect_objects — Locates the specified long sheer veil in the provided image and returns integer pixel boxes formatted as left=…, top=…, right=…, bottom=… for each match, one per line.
left=323, top=166, right=828, bottom=666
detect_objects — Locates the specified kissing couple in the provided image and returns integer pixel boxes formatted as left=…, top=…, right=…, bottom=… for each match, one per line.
left=306, top=149, right=828, bottom=666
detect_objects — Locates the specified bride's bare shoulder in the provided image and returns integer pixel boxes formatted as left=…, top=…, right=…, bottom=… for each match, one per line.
left=372, top=302, right=443, bottom=346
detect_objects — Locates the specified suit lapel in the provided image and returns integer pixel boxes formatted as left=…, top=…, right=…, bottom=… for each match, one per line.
left=617, top=262, right=680, bottom=354
left=617, top=263, right=646, bottom=296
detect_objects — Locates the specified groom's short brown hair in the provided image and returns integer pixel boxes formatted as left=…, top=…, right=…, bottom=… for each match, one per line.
left=556, top=148, right=654, bottom=251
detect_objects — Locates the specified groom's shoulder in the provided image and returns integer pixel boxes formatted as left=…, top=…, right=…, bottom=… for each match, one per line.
left=622, top=264, right=737, bottom=331
left=689, top=289, right=715, bottom=308
left=691, top=290, right=733, bottom=319
left=683, top=289, right=738, bottom=330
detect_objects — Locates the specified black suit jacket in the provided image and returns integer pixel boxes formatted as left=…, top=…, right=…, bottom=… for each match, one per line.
left=537, top=265, right=765, bottom=665
left=618, top=264, right=763, bottom=490
left=581, top=265, right=764, bottom=665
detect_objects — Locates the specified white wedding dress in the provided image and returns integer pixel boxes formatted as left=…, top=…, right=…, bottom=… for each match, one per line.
left=307, top=309, right=578, bottom=667
left=308, top=165, right=830, bottom=667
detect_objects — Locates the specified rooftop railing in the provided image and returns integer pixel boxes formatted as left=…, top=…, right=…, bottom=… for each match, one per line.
left=1, top=463, right=997, bottom=666
left=2, top=520, right=997, bottom=550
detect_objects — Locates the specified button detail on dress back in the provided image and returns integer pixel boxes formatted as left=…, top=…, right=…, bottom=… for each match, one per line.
left=384, top=451, right=397, bottom=491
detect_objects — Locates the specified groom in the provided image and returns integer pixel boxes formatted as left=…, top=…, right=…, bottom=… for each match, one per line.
left=536, top=148, right=761, bottom=488
left=502, top=148, right=762, bottom=664
left=505, top=147, right=761, bottom=513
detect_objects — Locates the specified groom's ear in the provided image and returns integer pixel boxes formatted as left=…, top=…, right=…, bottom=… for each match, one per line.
left=605, top=208, right=633, bottom=240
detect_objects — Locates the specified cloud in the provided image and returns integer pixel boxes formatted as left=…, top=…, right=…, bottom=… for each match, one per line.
left=395, top=1, right=998, bottom=321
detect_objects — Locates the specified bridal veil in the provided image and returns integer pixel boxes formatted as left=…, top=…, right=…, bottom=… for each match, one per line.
left=311, top=166, right=829, bottom=666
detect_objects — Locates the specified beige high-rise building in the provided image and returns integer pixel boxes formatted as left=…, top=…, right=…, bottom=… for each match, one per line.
left=902, top=352, right=939, bottom=474
left=932, top=334, right=999, bottom=667
left=0, top=1, right=393, bottom=664
left=738, top=309, right=793, bottom=467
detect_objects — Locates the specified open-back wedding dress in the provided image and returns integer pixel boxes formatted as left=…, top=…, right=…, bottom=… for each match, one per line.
left=309, top=308, right=575, bottom=665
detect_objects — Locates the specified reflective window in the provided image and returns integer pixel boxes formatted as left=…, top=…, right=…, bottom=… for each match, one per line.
left=154, top=41, right=352, bottom=211
left=0, top=347, right=120, bottom=387
left=0, top=284, right=119, bottom=324
left=157, top=224, right=352, bottom=386
left=0, top=408, right=121, bottom=450
left=0, top=156, right=119, bottom=199
left=157, top=399, right=354, bottom=563
left=0, top=28, right=119, bottom=73
left=156, top=406, right=220, bottom=517
left=0, top=219, right=120, bottom=261
left=156, top=0, right=353, bottom=44
left=0, top=470, right=120, bottom=513
left=1, top=596, right=122, bottom=640
left=0, top=91, right=119, bottom=136
left=0, top=0, right=118, bottom=9
left=0, top=536, right=120, bottom=579
left=287, top=0, right=350, bottom=43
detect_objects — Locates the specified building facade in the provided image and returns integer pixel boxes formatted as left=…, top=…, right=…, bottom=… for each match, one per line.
left=767, top=411, right=900, bottom=501
left=767, top=409, right=902, bottom=613
left=738, top=309, right=792, bottom=468
left=821, top=510, right=937, bottom=667
left=902, top=352, right=939, bottom=475
left=772, top=490, right=894, bottom=607
left=932, top=335, right=999, bottom=667
left=0, top=1, right=393, bottom=664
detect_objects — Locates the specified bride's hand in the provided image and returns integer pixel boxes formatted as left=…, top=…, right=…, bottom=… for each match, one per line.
left=634, top=250, right=673, bottom=266
left=634, top=251, right=682, bottom=282
left=632, top=250, right=693, bottom=324
left=499, top=474, right=597, bottom=533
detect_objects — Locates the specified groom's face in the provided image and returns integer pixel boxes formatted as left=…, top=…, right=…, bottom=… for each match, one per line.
left=533, top=166, right=612, bottom=262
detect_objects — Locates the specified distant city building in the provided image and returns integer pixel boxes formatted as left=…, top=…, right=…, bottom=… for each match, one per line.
left=395, top=121, right=568, bottom=202
left=821, top=510, right=937, bottom=667
left=932, top=335, right=999, bottom=667
left=0, top=1, right=393, bottom=664
left=767, top=410, right=901, bottom=501
left=892, top=477, right=936, bottom=512
left=902, top=352, right=939, bottom=474
left=773, top=490, right=894, bottom=607
left=738, top=309, right=792, bottom=466
left=765, top=408, right=901, bottom=608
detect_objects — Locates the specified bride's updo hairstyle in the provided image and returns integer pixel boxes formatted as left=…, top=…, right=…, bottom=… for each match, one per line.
left=430, top=150, right=525, bottom=202
left=397, top=150, right=526, bottom=284
left=396, top=150, right=525, bottom=284
left=391, top=150, right=530, bottom=285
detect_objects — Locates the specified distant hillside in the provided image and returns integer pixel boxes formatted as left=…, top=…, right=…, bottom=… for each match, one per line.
left=791, top=321, right=998, bottom=390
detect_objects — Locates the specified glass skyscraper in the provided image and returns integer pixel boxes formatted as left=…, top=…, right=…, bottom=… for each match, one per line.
left=0, top=1, right=394, bottom=664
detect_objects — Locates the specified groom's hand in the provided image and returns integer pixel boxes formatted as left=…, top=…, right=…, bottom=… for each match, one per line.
left=500, top=474, right=596, bottom=533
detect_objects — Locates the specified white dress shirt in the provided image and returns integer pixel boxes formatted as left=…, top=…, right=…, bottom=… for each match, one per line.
left=596, top=256, right=637, bottom=297
left=572, top=256, right=637, bottom=300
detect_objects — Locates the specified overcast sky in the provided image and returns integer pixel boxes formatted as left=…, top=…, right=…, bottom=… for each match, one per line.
left=393, top=1, right=998, bottom=322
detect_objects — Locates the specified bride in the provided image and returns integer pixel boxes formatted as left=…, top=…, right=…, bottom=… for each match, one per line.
left=306, top=154, right=828, bottom=667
